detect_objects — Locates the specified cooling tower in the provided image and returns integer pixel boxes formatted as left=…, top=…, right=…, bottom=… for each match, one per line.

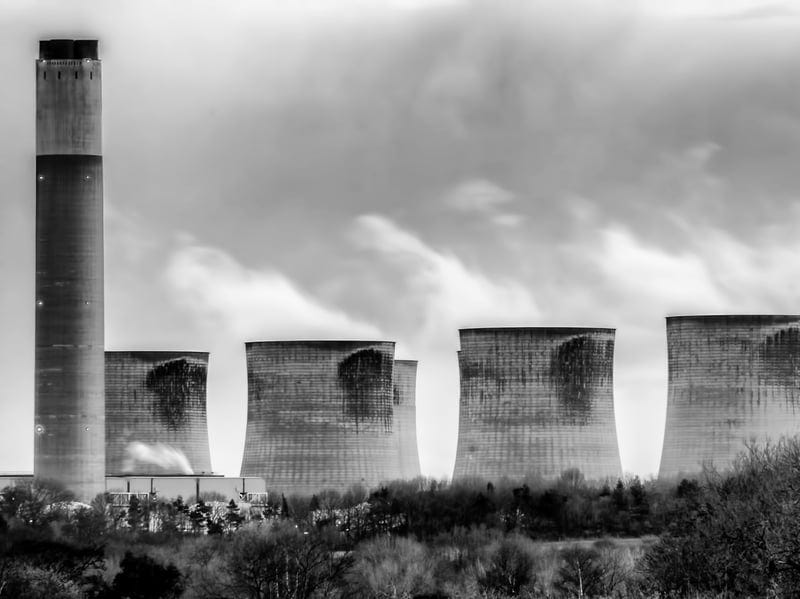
left=453, top=328, right=622, bottom=482
left=34, top=40, right=104, bottom=501
left=105, top=352, right=212, bottom=476
left=659, top=315, right=800, bottom=478
left=393, top=360, right=421, bottom=479
left=240, top=341, right=402, bottom=496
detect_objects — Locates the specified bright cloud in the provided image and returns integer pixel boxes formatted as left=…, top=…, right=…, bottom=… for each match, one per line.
left=594, top=226, right=726, bottom=314
left=592, top=212, right=800, bottom=320
left=352, top=214, right=539, bottom=342
left=164, top=242, right=381, bottom=340
left=699, top=225, right=800, bottom=310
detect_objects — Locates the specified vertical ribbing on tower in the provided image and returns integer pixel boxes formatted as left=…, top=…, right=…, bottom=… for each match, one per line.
left=453, top=328, right=622, bottom=482
left=34, top=40, right=105, bottom=501
left=105, top=351, right=213, bottom=476
left=240, top=341, right=401, bottom=496
left=393, top=360, right=421, bottom=479
left=659, top=315, right=800, bottom=479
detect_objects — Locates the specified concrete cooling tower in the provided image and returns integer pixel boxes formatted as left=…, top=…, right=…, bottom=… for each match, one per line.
left=659, top=315, right=800, bottom=479
left=393, top=360, right=421, bottom=479
left=34, top=40, right=105, bottom=501
left=453, top=328, right=622, bottom=482
left=105, top=352, right=212, bottom=476
left=240, top=341, right=403, bottom=496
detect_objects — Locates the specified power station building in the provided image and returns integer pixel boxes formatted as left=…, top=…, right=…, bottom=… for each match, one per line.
left=34, top=40, right=105, bottom=501
left=393, top=360, right=421, bottom=479
left=105, top=351, right=213, bottom=476
left=659, top=315, right=800, bottom=478
left=0, top=473, right=266, bottom=505
left=240, top=341, right=405, bottom=496
left=453, top=328, right=623, bottom=482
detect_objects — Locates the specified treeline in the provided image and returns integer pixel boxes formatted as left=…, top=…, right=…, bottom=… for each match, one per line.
left=4, top=439, right=800, bottom=597
left=288, top=469, right=685, bottom=544
left=0, top=469, right=685, bottom=546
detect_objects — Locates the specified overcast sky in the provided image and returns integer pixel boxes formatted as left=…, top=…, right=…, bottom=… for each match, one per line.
left=2, top=0, right=800, bottom=479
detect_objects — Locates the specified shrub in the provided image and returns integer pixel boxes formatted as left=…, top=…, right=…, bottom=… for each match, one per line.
left=109, top=551, right=183, bottom=599
left=642, top=437, right=800, bottom=596
left=347, top=536, right=433, bottom=598
left=479, top=536, right=537, bottom=597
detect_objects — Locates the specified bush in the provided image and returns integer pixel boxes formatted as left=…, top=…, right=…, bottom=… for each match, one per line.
left=347, top=536, right=433, bottom=598
left=553, top=546, right=605, bottom=597
left=642, top=438, right=800, bottom=596
left=108, top=551, right=183, bottom=599
left=0, top=479, right=75, bottom=530
left=0, top=535, right=107, bottom=598
left=212, top=521, right=349, bottom=598
left=479, top=536, right=537, bottom=597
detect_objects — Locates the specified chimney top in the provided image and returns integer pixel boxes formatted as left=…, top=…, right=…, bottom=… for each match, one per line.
left=39, top=39, right=98, bottom=60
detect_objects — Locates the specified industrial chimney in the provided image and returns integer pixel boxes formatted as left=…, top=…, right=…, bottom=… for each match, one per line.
left=34, top=40, right=105, bottom=501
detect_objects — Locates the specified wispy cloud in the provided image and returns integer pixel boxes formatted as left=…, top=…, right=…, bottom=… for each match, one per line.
left=593, top=226, right=726, bottom=315
left=164, top=242, right=381, bottom=340
left=698, top=223, right=800, bottom=310
left=442, top=178, right=524, bottom=227
left=590, top=208, right=800, bottom=319
left=351, top=213, right=538, bottom=343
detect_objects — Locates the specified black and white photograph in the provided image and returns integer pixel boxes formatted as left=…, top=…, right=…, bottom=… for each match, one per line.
left=2, top=0, right=800, bottom=596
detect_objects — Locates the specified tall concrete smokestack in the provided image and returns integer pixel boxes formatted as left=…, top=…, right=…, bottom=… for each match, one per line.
left=34, top=40, right=104, bottom=501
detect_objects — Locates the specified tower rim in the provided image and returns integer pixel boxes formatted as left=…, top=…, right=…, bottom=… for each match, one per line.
left=459, top=326, right=616, bottom=334
left=666, top=314, right=800, bottom=323
left=245, top=339, right=395, bottom=347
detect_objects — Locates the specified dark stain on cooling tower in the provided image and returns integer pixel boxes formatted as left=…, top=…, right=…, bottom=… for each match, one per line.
left=550, top=336, right=612, bottom=421
left=145, top=359, right=207, bottom=431
left=761, top=327, right=800, bottom=387
left=338, top=349, right=393, bottom=433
